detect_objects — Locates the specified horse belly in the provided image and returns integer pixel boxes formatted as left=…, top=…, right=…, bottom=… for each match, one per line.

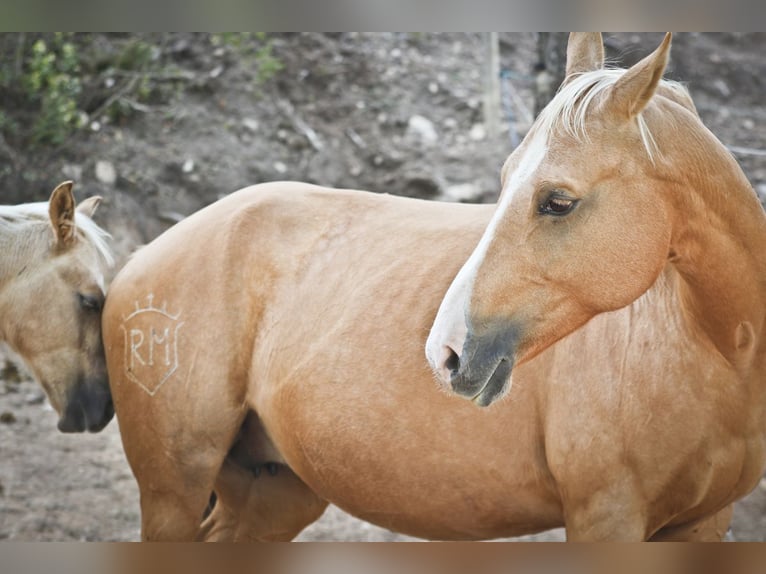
left=235, top=186, right=561, bottom=538
left=263, top=392, right=560, bottom=539
left=253, top=340, right=562, bottom=540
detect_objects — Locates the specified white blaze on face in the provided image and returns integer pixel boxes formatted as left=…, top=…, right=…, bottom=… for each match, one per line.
left=426, top=131, right=548, bottom=382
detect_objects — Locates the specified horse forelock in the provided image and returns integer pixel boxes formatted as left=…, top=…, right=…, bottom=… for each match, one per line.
left=0, top=202, right=113, bottom=267
left=536, top=68, right=690, bottom=164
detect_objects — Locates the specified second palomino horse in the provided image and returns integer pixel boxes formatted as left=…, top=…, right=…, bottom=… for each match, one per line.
left=0, top=181, right=113, bottom=432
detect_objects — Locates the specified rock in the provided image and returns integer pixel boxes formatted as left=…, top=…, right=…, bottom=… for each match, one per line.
left=182, top=159, right=195, bottom=174
left=95, top=160, right=117, bottom=185
left=209, top=65, right=224, bottom=79
left=713, top=79, right=731, bottom=98
left=443, top=118, right=458, bottom=130
left=158, top=211, right=186, bottom=224
left=469, top=123, right=487, bottom=141
left=273, top=161, right=287, bottom=174
left=25, top=391, right=45, bottom=405
left=0, top=361, right=23, bottom=384
left=402, top=176, right=440, bottom=199
left=61, top=164, right=83, bottom=182
left=242, top=118, right=259, bottom=133
left=406, top=115, right=438, bottom=145
left=443, top=183, right=481, bottom=202
left=0, top=411, right=16, bottom=424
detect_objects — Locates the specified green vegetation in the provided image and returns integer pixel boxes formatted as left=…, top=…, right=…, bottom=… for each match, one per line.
left=211, top=32, right=284, bottom=84
left=4, top=34, right=84, bottom=145
left=0, top=33, right=285, bottom=149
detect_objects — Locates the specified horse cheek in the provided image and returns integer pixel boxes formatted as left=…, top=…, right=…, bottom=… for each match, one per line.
left=576, top=199, right=670, bottom=313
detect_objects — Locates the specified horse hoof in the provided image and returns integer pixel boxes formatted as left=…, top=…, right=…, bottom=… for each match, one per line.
left=266, top=462, right=278, bottom=476
left=253, top=465, right=262, bottom=478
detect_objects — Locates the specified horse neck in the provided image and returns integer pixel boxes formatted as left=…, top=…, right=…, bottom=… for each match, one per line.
left=665, top=123, right=766, bottom=374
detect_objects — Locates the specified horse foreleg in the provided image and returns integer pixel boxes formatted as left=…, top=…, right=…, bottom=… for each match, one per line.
left=562, top=482, right=650, bottom=541
left=564, top=490, right=734, bottom=542
left=648, top=504, right=734, bottom=542
left=198, top=458, right=328, bottom=541
left=564, top=513, right=647, bottom=541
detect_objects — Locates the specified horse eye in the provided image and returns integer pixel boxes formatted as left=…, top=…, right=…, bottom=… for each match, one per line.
left=540, top=196, right=577, bottom=216
left=78, top=293, right=103, bottom=312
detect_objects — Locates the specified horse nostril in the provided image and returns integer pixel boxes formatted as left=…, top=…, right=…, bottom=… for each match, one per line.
left=444, top=347, right=460, bottom=376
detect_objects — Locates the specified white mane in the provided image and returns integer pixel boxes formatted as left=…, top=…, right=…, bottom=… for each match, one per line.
left=536, top=68, right=690, bottom=164
left=0, top=201, right=114, bottom=267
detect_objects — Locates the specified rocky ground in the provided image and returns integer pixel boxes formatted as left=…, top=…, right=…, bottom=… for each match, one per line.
left=0, top=33, right=765, bottom=541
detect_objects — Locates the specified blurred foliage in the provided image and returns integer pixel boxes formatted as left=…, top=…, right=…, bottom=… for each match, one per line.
left=0, top=33, right=285, bottom=150
left=0, top=34, right=83, bottom=146
left=211, top=32, right=284, bottom=84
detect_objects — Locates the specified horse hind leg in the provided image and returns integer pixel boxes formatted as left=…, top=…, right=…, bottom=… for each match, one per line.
left=198, top=457, right=328, bottom=541
left=134, top=446, right=230, bottom=541
left=198, top=413, right=327, bottom=541
left=123, top=407, right=243, bottom=541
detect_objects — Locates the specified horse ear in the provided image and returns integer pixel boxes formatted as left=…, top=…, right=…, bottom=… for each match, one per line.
left=608, top=33, right=672, bottom=119
left=49, top=181, right=76, bottom=247
left=77, top=196, right=102, bottom=219
left=565, top=33, right=604, bottom=79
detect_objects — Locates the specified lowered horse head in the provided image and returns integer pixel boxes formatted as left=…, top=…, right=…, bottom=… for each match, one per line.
left=427, top=32, right=764, bottom=406
left=0, top=181, right=114, bottom=432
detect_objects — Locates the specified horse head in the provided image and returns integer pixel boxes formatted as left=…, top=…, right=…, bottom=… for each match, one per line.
left=426, top=33, right=679, bottom=406
left=0, top=181, right=114, bottom=431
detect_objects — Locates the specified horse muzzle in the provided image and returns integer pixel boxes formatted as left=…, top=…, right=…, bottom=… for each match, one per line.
left=58, top=379, right=114, bottom=433
left=441, top=323, right=519, bottom=407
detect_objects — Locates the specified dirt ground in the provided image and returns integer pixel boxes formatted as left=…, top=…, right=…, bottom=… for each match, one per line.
left=1, top=33, right=765, bottom=541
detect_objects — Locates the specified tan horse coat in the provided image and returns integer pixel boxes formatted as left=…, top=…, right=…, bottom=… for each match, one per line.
left=103, top=34, right=764, bottom=540
left=0, top=182, right=113, bottom=433
left=106, top=184, right=749, bottom=541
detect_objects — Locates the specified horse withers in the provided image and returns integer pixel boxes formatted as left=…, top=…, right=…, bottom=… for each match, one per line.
left=103, top=33, right=766, bottom=541
left=0, top=181, right=114, bottom=432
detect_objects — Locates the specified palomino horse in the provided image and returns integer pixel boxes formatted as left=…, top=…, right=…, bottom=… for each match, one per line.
left=0, top=181, right=114, bottom=432
left=103, top=33, right=765, bottom=541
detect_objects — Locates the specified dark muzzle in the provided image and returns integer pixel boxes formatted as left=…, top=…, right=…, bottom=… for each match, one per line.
left=449, top=323, right=518, bottom=407
left=58, top=380, right=114, bottom=433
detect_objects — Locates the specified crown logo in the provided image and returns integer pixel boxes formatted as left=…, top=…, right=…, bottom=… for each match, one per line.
left=120, top=293, right=184, bottom=396
left=123, top=293, right=181, bottom=322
